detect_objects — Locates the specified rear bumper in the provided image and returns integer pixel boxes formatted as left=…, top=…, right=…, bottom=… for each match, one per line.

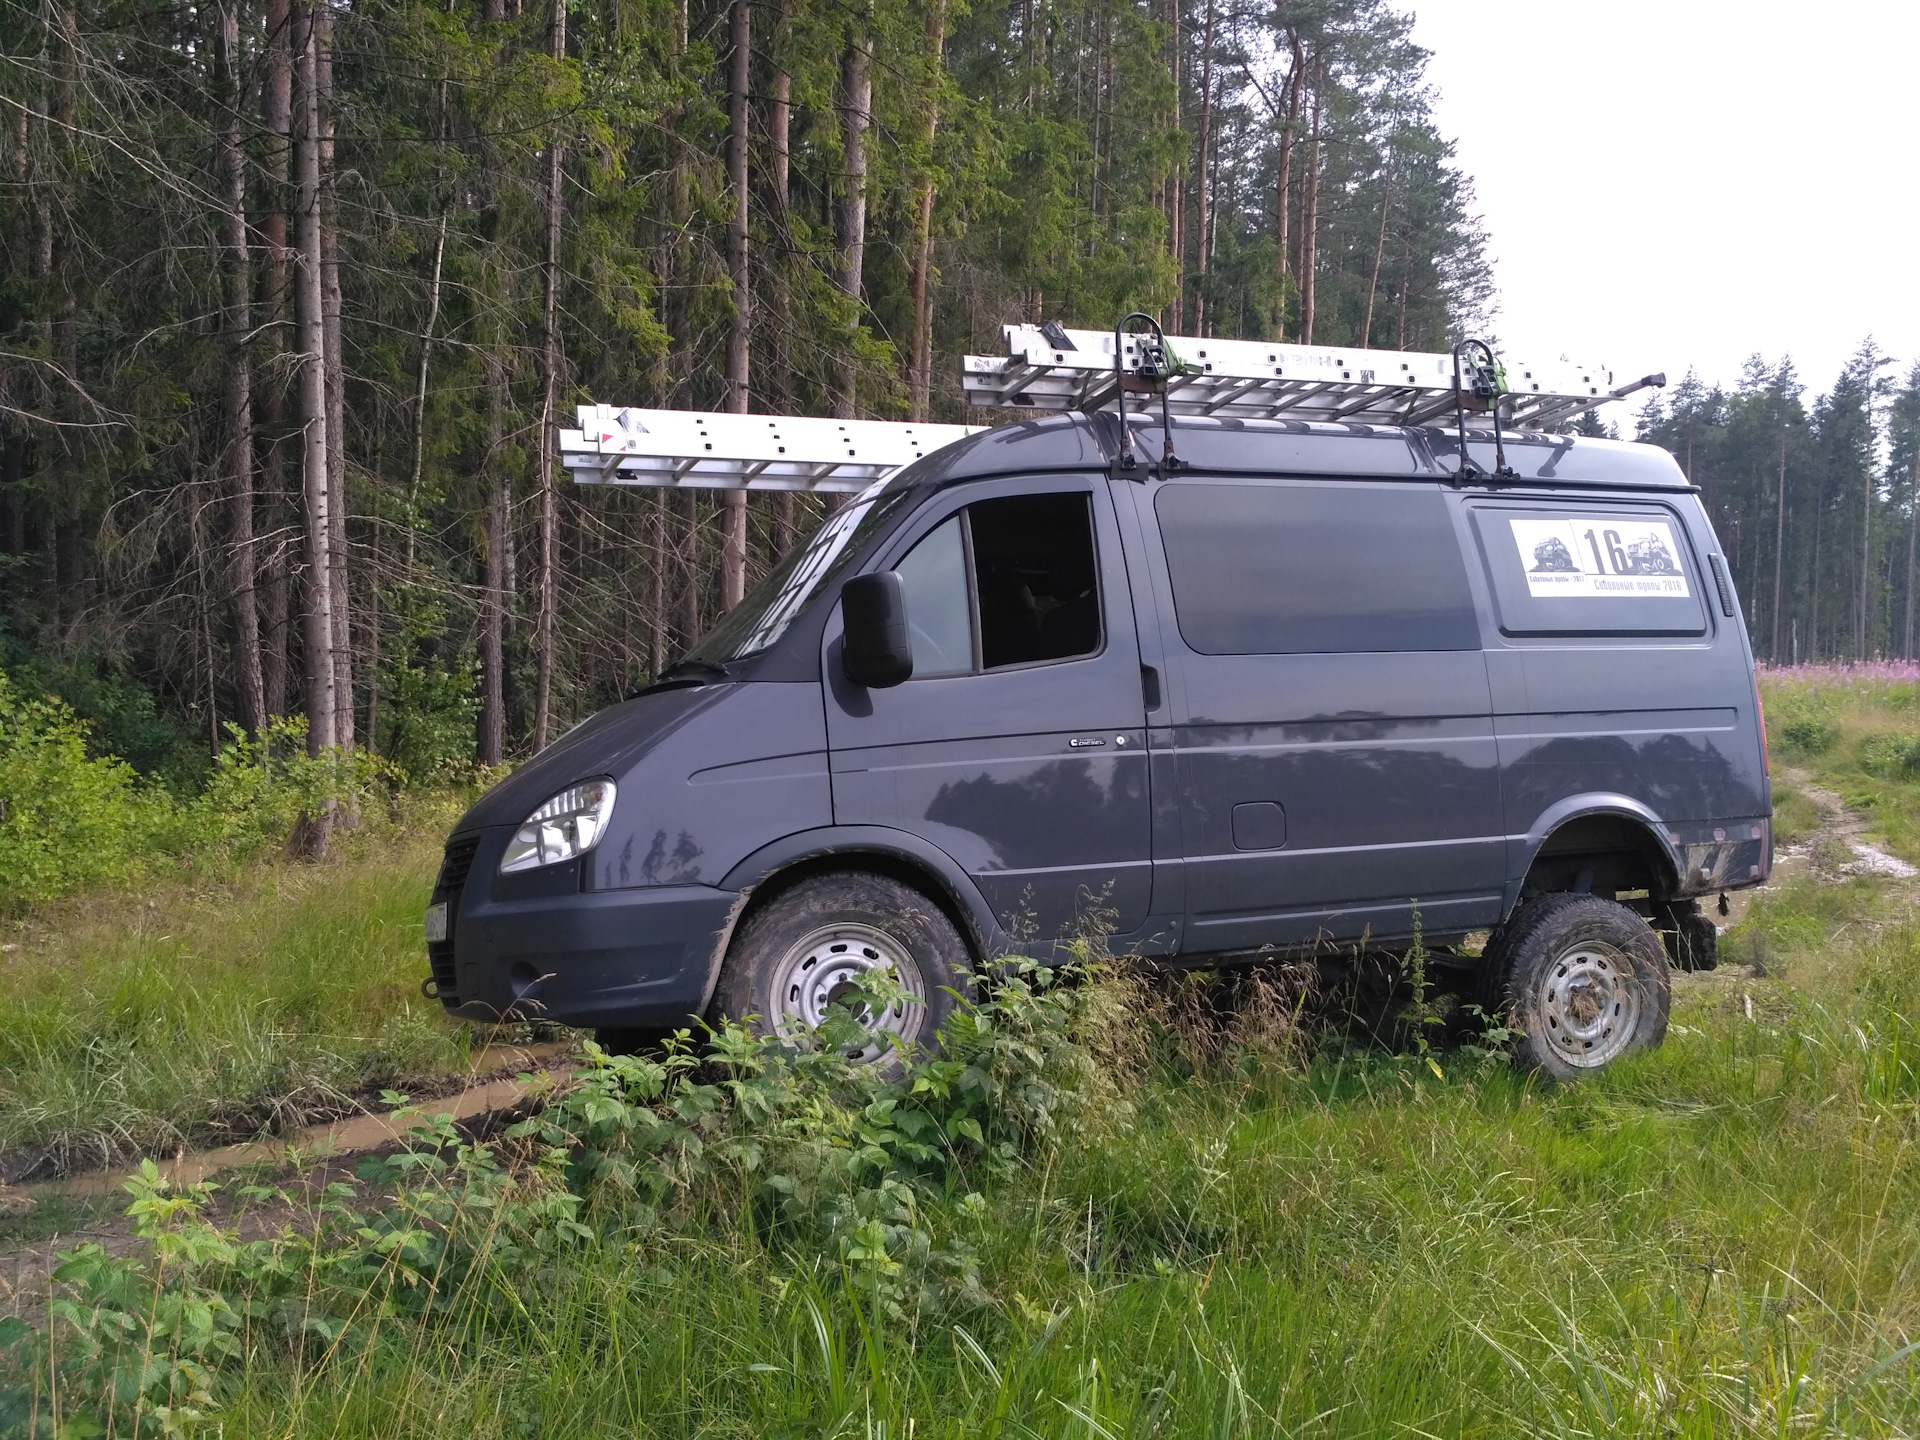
left=1668, top=816, right=1771, bottom=894
left=433, top=829, right=738, bottom=1030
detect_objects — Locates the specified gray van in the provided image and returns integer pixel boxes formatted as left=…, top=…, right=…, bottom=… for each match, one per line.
left=424, top=410, right=1770, bottom=1077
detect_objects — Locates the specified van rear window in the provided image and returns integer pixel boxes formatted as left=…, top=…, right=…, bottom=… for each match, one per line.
left=1470, top=503, right=1708, bottom=636
left=1155, top=481, right=1480, bottom=655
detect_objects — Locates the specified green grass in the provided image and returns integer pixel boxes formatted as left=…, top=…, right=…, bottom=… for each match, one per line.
left=10, top=867, right=1920, bottom=1438
left=0, top=795, right=509, bottom=1174
left=1762, top=670, right=1920, bottom=860
left=11, top=690, right=1920, bottom=1434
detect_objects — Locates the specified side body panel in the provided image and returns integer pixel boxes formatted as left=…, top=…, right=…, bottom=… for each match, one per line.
left=1118, top=477, right=1506, bottom=955
left=1472, top=489, right=1771, bottom=907
left=823, top=474, right=1153, bottom=950
left=583, top=681, right=833, bottom=891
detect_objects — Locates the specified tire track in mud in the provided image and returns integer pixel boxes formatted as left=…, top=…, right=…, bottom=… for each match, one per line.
left=0, top=1041, right=578, bottom=1228
left=1716, top=766, right=1915, bottom=934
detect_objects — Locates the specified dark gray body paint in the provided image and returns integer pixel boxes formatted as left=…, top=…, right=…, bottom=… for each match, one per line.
left=434, top=414, right=1772, bottom=1030
left=821, top=475, right=1152, bottom=948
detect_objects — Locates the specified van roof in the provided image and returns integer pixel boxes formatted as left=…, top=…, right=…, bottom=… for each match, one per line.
left=905, top=411, right=1691, bottom=492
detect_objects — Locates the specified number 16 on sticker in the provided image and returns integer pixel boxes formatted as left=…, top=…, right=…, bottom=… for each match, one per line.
left=1507, top=517, right=1692, bottom=600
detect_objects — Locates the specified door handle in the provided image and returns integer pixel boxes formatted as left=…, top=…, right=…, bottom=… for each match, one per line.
left=1140, top=664, right=1162, bottom=711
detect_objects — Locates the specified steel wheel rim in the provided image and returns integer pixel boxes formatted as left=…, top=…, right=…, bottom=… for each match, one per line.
left=1537, top=940, right=1642, bottom=1068
left=767, top=923, right=927, bottom=1062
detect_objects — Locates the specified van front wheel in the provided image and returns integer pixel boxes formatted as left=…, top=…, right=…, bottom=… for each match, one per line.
left=1484, top=893, right=1670, bottom=1079
left=713, top=872, right=967, bottom=1065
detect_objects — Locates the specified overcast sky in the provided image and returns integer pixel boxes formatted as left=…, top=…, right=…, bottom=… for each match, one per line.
left=1405, top=1, right=1920, bottom=431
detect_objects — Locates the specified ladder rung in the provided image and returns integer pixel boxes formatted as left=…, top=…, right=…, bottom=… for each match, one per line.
left=560, top=406, right=979, bottom=491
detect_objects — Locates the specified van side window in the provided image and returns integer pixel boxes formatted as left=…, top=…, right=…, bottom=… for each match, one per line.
left=1155, top=481, right=1480, bottom=655
left=893, top=491, right=1103, bottom=675
left=1470, top=503, right=1707, bottom=637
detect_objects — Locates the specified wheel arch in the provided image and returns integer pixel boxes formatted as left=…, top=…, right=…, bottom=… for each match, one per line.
left=1506, top=796, right=1685, bottom=921
left=710, top=826, right=1011, bottom=1007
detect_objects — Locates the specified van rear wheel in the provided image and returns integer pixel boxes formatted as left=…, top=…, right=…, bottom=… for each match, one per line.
left=713, top=872, right=967, bottom=1065
left=1483, top=892, right=1669, bottom=1079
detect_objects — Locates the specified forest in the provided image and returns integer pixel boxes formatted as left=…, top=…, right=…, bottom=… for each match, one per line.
left=1, top=0, right=1913, bottom=792
left=0, top=0, right=1488, bottom=785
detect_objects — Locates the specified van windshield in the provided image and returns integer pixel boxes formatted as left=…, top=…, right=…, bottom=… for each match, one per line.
left=685, top=483, right=915, bottom=664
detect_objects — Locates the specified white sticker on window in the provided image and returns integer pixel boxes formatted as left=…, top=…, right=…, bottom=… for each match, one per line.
left=1508, top=516, right=1691, bottom=599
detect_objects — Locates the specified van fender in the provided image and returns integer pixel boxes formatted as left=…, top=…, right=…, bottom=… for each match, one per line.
left=1504, top=794, right=1685, bottom=919
left=708, top=825, right=1018, bottom=1005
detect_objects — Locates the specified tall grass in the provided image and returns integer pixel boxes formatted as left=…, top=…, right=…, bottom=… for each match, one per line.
left=1762, top=667, right=1920, bottom=860
left=8, top=867, right=1920, bottom=1437
left=0, top=798, right=487, bottom=1174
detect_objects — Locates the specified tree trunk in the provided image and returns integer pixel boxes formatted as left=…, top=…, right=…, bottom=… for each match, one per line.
left=835, top=32, right=872, bottom=420
left=1361, top=160, right=1393, bottom=348
left=480, top=351, right=508, bottom=766
left=908, top=0, right=948, bottom=422
left=1166, top=0, right=1182, bottom=332
left=1861, top=433, right=1875, bottom=659
left=312, top=0, right=351, bottom=750
left=217, top=3, right=266, bottom=736
left=1810, top=492, right=1823, bottom=661
left=404, top=214, right=446, bottom=578
left=1771, top=424, right=1787, bottom=661
left=648, top=489, right=667, bottom=677
left=534, top=0, right=567, bottom=748
left=720, top=0, right=751, bottom=608
left=259, top=0, right=294, bottom=720
left=1190, top=0, right=1217, bottom=336
left=1300, top=50, right=1324, bottom=345
left=293, top=2, right=336, bottom=790
left=769, top=36, right=795, bottom=552
left=1274, top=27, right=1303, bottom=339
left=678, top=490, right=700, bottom=647
left=1906, top=449, right=1919, bottom=659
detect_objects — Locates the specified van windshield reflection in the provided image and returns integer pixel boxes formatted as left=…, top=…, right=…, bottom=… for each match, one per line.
left=685, top=482, right=911, bottom=664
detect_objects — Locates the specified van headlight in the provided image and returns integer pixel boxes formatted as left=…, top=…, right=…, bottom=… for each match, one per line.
left=499, top=779, right=616, bottom=874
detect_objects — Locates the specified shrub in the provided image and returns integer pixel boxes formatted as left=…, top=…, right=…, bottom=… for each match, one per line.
left=1857, top=730, right=1920, bottom=779
left=0, top=669, right=391, bottom=912
left=0, top=669, right=164, bottom=906
left=0, top=963, right=1131, bottom=1434
left=1779, top=711, right=1837, bottom=756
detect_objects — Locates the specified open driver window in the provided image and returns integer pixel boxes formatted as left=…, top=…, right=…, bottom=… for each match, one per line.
left=894, top=491, right=1102, bottom=677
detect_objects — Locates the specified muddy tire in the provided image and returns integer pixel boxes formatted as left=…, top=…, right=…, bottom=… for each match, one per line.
left=1483, top=892, right=1670, bottom=1079
left=1657, top=901, right=1719, bottom=972
left=593, top=1027, right=678, bottom=1056
left=712, top=872, right=968, bottom=1064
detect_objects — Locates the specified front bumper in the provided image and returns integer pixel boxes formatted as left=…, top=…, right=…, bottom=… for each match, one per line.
left=430, top=828, right=738, bottom=1030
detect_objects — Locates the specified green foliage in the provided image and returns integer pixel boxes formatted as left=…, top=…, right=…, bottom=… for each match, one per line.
left=0, top=666, right=389, bottom=913
left=14, top=898, right=1920, bottom=1434
left=0, top=669, right=160, bottom=907
left=0, top=962, right=1133, bottom=1433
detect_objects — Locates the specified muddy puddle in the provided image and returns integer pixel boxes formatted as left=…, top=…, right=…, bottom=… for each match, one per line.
left=6, top=1041, right=577, bottom=1205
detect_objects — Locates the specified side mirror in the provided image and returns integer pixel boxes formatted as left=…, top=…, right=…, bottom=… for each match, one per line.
left=841, top=572, right=913, bottom=689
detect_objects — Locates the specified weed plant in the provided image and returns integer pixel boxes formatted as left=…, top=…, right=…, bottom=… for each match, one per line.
left=6, top=876, right=1920, bottom=1437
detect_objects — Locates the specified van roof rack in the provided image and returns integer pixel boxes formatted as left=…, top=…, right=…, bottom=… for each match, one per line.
left=560, top=406, right=979, bottom=492
left=962, top=323, right=1662, bottom=431
left=559, top=327, right=1666, bottom=489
